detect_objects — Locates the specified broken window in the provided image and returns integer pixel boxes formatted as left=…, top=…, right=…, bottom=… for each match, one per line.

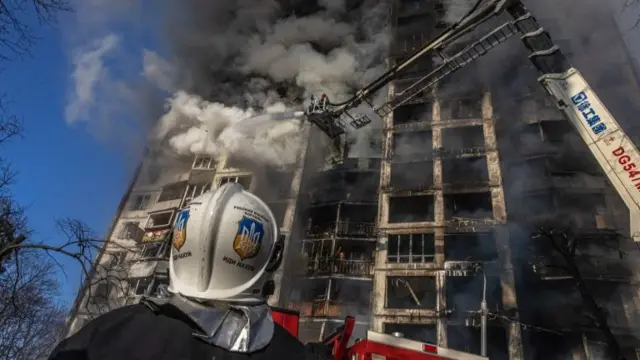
left=384, top=323, right=437, bottom=344
left=446, top=275, right=502, bottom=318
left=300, top=279, right=330, bottom=302
left=339, top=204, right=377, bottom=224
left=440, top=126, right=485, bottom=150
left=332, top=279, right=372, bottom=311
left=387, top=233, right=435, bottom=263
left=129, top=277, right=153, bottom=296
left=192, top=155, right=215, bottom=169
left=105, top=252, right=127, bottom=267
left=128, top=194, right=151, bottom=211
left=343, top=172, right=379, bottom=201
left=308, top=205, right=338, bottom=235
left=267, top=202, right=287, bottom=228
left=145, top=210, right=175, bottom=229
left=441, top=97, right=483, bottom=119
left=393, top=103, right=432, bottom=125
left=447, top=325, right=508, bottom=360
left=386, top=276, right=436, bottom=309
left=389, top=195, right=434, bottom=223
left=138, top=243, right=161, bottom=259
left=442, top=157, right=488, bottom=186
left=117, top=221, right=143, bottom=242
left=540, top=120, right=574, bottom=145
left=158, top=182, right=187, bottom=202
left=182, top=182, right=212, bottom=207
left=392, top=130, right=432, bottom=160
left=443, top=192, right=493, bottom=220
left=389, top=161, right=433, bottom=191
left=444, top=232, right=498, bottom=262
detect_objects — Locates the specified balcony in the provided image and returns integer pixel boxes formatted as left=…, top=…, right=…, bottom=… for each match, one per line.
left=306, top=258, right=374, bottom=278
left=306, top=221, right=378, bottom=238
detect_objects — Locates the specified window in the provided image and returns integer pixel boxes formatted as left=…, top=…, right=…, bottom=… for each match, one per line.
left=219, top=176, right=252, bottom=190
left=106, top=252, right=127, bottom=267
left=129, top=277, right=153, bottom=296
left=117, top=222, right=143, bottom=242
left=145, top=210, right=175, bottom=229
left=386, top=276, right=436, bottom=309
left=138, top=243, right=161, bottom=259
left=158, top=182, right=187, bottom=202
left=128, top=194, right=151, bottom=211
left=387, top=233, right=435, bottom=263
left=182, top=183, right=212, bottom=207
left=193, top=155, right=215, bottom=169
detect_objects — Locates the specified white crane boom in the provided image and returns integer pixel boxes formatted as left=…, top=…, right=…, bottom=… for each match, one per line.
left=539, top=69, right=640, bottom=241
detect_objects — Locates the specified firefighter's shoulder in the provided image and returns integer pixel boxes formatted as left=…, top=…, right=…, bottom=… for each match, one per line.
left=48, top=303, right=214, bottom=359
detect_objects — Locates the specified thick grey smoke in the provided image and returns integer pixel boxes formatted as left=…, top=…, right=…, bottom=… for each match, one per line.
left=143, top=0, right=391, bottom=166
left=65, top=0, right=391, bottom=167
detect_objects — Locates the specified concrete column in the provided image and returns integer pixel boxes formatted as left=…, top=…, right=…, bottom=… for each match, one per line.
left=483, top=91, right=524, bottom=359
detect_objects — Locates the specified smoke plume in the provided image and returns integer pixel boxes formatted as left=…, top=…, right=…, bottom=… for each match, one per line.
left=66, top=0, right=390, bottom=168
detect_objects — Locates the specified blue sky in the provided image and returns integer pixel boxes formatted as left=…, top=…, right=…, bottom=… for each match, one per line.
left=2, top=17, right=133, bottom=305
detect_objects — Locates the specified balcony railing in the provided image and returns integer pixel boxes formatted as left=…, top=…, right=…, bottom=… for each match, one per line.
left=306, top=221, right=377, bottom=238
left=306, top=258, right=374, bottom=278
left=287, top=300, right=365, bottom=318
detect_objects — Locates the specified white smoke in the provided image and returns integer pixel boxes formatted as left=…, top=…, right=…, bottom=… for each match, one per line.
left=155, top=91, right=304, bottom=166
left=65, top=34, right=120, bottom=125
left=148, top=1, right=391, bottom=164
left=64, top=0, right=392, bottom=164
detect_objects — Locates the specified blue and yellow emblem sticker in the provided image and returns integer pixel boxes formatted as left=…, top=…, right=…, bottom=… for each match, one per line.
left=233, top=216, right=264, bottom=260
left=173, top=209, right=190, bottom=251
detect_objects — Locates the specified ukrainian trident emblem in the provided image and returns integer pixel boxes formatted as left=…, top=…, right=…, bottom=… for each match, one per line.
left=173, top=209, right=190, bottom=250
left=233, top=216, right=264, bottom=260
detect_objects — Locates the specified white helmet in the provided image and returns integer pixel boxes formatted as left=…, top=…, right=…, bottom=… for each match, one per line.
left=168, top=182, right=283, bottom=304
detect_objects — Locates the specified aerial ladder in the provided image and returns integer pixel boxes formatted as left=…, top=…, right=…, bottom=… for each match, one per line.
left=304, top=0, right=640, bottom=242
left=281, top=1, right=640, bottom=359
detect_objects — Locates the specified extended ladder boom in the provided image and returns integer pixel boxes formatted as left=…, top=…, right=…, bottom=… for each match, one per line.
left=506, top=2, right=640, bottom=240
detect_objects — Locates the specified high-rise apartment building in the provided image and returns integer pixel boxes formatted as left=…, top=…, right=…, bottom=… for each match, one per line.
left=64, top=1, right=640, bottom=359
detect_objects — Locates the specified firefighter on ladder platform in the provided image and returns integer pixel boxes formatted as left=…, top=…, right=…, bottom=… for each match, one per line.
left=48, top=183, right=330, bottom=360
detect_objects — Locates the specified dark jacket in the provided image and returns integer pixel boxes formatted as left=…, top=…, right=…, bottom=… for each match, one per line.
left=48, top=303, right=323, bottom=360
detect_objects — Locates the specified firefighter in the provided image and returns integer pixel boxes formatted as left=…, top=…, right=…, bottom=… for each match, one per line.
left=48, top=183, right=325, bottom=360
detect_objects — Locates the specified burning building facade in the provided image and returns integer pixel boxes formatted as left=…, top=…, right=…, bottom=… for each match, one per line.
left=63, top=0, right=640, bottom=359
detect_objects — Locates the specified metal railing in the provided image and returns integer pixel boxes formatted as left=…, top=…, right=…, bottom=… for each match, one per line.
left=287, top=300, right=364, bottom=318
left=306, top=258, right=374, bottom=278
left=306, top=221, right=378, bottom=238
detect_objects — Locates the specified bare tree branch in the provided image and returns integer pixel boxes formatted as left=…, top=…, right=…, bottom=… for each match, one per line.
left=0, top=0, right=71, bottom=62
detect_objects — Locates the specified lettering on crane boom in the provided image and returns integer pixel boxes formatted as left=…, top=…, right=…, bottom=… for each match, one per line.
left=570, top=91, right=608, bottom=136
left=612, top=147, right=640, bottom=191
